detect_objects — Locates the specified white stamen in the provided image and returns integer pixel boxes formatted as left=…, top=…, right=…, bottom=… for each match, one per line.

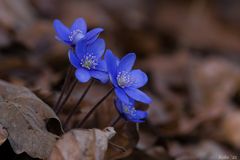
left=123, top=105, right=136, bottom=116
left=80, top=53, right=98, bottom=70
left=69, top=29, right=84, bottom=43
left=117, top=71, right=133, bottom=88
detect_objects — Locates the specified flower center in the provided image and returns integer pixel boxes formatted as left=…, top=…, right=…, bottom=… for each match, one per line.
left=80, top=53, right=98, bottom=70
left=123, top=105, right=136, bottom=116
left=69, top=29, right=84, bottom=43
left=117, top=71, right=132, bottom=88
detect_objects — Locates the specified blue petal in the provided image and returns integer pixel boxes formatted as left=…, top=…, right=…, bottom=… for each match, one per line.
left=90, top=70, right=109, bottom=83
left=117, top=53, right=136, bottom=73
left=135, top=110, right=148, bottom=119
left=75, top=40, right=87, bottom=59
left=114, top=98, right=124, bottom=114
left=130, top=69, right=148, bottom=88
left=85, top=28, right=104, bottom=44
left=105, top=49, right=119, bottom=86
left=128, top=118, right=144, bottom=123
left=53, top=19, right=70, bottom=42
left=75, top=68, right=91, bottom=83
left=96, top=60, right=107, bottom=72
left=87, top=39, right=105, bottom=58
left=114, top=88, right=129, bottom=104
left=124, top=87, right=152, bottom=104
left=127, top=110, right=147, bottom=123
left=70, top=18, right=87, bottom=34
left=68, top=50, right=81, bottom=68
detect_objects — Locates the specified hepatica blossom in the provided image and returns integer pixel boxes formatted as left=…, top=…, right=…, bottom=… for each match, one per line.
left=53, top=18, right=103, bottom=46
left=105, top=49, right=152, bottom=104
left=53, top=17, right=152, bottom=126
left=68, top=39, right=109, bottom=83
left=115, top=98, right=147, bottom=122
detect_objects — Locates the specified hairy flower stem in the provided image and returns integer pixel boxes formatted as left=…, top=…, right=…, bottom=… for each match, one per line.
left=77, top=87, right=114, bottom=128
left=54, top=66, right=74, bottom=111
left=56, top=79, right=78, bottom=115
left=63, top=80, right=94, bottom=129
left=110, top=115, right=121, bottom=127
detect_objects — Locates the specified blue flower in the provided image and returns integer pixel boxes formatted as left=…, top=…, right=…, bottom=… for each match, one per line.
left=115, top=98, right=147, bottom=123
left=53, top=18, right=103, bottom=46
left=68, top=38, right=109, bottom=83
left=105, top=49, right=152, bottom=104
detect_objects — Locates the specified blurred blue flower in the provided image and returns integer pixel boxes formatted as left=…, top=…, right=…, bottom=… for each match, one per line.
left=53, top=18, right=103, bottom=46
left=105, top=49, right=152, bottom=104
left=115, top=98, right=147, bottom=123
left=68, top=38, right=109, bottom=83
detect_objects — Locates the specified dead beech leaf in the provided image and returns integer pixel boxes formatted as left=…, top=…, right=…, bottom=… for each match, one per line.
left=0, top=0, right=35, bottom=30
left=0, top=80, right=62, bottom=159
left=220, top=110, right=240, bottom=148
left=0, top=124, right=8, bottom=145
left=48, top=127, right=116, bottom=160
left=106, top=123, right=139, bottom=160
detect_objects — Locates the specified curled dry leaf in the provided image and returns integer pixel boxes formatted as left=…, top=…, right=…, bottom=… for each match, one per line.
left=48, top=127, right=116, bottom=160
left=0, top=80, right=62, bottom=159
left=92, top=95, right=140, bottom=160
left=106, top=123, right=139, bottom=160
left=0, top=124, right=8, bottom=145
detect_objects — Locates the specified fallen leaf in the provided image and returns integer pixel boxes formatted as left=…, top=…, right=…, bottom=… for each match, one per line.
left=168, top=140, right=231, bottom=160
left=0, top=124, right=8, bottom=145
left=219, top=110, right=240, bottom=148
left=0, top=80, right=62, bottom=159
left=106, top=123, right=139, bottom=160
left=48, top=127, right=116, bottom=160
left=0, top=0, right=35, bottom=30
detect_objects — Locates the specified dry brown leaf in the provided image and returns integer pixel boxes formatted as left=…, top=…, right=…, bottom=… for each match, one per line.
left=48, top=127, right=116, bottom=160
left=0, top=0, right=35, bottom=30
left=187, top=58, right=240, bottom=149
left=0, top=124, right=8, bottom=145
left=91, top=94, right=140, bottom=160
left=0, top=80, right=62, bottom=159
left=179, top=1, right=240, bottom=53
left=220, top=110, right=240, bottom=148
left=106, top=123, right=139, bottom=160
left=168, top=141, right=230, bottom=160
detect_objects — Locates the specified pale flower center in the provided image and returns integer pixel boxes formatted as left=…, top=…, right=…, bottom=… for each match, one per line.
left=80, top=53, right=98, bottom=70
left=69, top=29, right=84, bottom=43
left=117, top=71, right=133, bottom=88
left=123, top=105, right=136, bottom=116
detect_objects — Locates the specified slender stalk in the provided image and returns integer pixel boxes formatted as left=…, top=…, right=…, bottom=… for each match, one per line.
left=54, top=66, right=74, bottom=111
left=63, top=80, right=94, bottom=129
left=108, top=141, right=126, bottom=152
left=77, top=87, right=114, bottom=128
left=56, top=79, right=78, bottom=114
left=110, top=115, right=121, bottom=127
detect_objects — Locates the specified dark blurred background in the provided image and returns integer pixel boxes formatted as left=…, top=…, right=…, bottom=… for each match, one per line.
left=1, top=0, right=240, bottom=159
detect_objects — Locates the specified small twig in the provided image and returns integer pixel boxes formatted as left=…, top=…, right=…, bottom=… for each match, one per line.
left=76, top=87, right=114, bottom=128
left=63, top=80, right=94, bottom=129
left=108, top=141, right=127, bottom=152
